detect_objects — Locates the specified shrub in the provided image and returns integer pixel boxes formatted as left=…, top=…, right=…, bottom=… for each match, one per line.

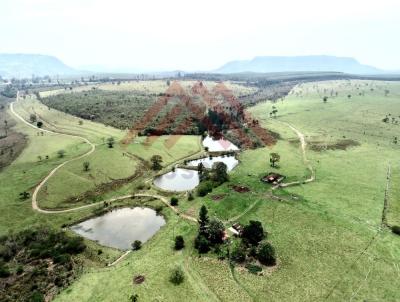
left=132, top=240, right=142, bottom=251
left=154, top=205, right=163, bottom=214
left=64, top=237, right=86, bottom=254
left=16, top=265, right=24, bottom=275
left=57, top=149, right=66, bottom=158
left=83, top=161, right=90, bottom=171
left=187, top=191, right=194, bottom=201
left=30, top=291, right=45, bottom=302
left=392, top=225, right=400, bottom=235
left=174, top=236, right=185, bottom=250
left=230, top=242, right=246, bottom=263
left=194, top=235, right=210, bottom=253
left=170, top=197, right=178, bottom=206
left=169, top=266, right=184, bottom=285
left=257, top=241, right=276, bottom=266
left=0, top=264, right=10, bottom=278
left=107, top=137, right=115, bottom=148
left=246, top=263, right=262, bottom=274
left=197, top=180, right=213, bottom=197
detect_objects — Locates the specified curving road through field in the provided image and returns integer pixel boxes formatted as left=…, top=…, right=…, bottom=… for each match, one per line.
left=10, top=96, right=198, bottom=223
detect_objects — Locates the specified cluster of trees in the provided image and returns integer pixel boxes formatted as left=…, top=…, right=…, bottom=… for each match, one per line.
left=382, top=113, right=400, bottom=125
left=0, top=227, right=86, bottom=302
left=0, top=85, right=17, bottom=98
left=197, top=162, right=229, bottom=197
left=41, top=90, right=160, bottom=130
left=150, top=155, right=163, bottom=171
left=192, top=206, right=277, bottom=267
left=194, top=205, right=225, bottom=253
left=230, top=220, right=276, bottom=266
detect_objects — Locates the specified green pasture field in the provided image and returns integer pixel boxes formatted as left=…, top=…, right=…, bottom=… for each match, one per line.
left=55, top=80, right=400, bottom=301
left=1, top=80, right=400, bottom=301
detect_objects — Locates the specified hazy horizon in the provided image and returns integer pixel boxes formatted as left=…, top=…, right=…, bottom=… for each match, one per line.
left=1, top=0, right=400, bottom=71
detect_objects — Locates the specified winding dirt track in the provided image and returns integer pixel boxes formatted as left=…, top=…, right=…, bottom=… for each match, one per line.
left=274, top=121, right=315, bottom=188
left=10, top=97, right=198, bottom=223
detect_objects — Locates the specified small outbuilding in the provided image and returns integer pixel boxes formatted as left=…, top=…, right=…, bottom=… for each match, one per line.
left=262, top=173, right=285, bottom=184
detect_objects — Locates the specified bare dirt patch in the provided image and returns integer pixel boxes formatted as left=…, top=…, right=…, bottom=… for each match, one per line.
left=289, top=138, right=360, bottom=151
left=211, top=194, right=226, bottom=201
left=231, top=185, right=250, bottom=193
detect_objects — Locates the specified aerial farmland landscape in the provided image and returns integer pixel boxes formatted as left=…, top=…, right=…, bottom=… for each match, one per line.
left=1, top=1, right=400, bottom=301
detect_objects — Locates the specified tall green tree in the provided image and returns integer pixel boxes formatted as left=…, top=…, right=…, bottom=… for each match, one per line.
left=208, top=217, right=225, bottom=244
left=198, top=205, right=209, bottom=235
left=211, top=162, right=228, bottom=183
left=242, top=220, right=265, bottom=246
left=106, top=137, right=115, bottom=148
left=150, top=155, right=163, bottom=170
left=269, top=153, right=280, bottom=168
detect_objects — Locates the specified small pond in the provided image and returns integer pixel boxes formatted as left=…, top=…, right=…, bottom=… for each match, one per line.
left=71, top=207, right=166, bottom=250
left=202, top=135, right=239, bottom=152
left=153, top=168, right=199, bottom=191
left=187, top=155, right=238, bottom=171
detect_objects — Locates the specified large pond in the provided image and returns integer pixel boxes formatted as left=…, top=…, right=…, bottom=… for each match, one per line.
left=71, top=207, right=166, bottom=250
left=153, top=168, right=199, bottom=191
left=202, top=135, right=239, bottom=152
left=187, top=155, right=238, bottom=171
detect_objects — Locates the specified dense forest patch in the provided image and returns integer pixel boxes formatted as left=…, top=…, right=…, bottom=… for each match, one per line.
left=0, top=227, right=86, bottom=302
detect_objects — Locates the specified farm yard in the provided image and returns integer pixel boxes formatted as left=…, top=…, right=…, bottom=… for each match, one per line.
left=1, top=79, right=400, bottom=301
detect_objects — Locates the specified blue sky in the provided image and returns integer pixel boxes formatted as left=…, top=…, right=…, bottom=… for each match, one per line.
left=1, top=0, right=399, bottom=71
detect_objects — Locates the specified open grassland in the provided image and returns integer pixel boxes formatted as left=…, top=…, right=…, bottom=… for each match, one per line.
left=13, top=97, right=123, bottom=143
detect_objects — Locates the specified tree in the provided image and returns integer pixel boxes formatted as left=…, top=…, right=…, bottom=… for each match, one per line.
left=323, top=96, right=328, bottom=103
left=129, top=294, right=139, bottom=302
left=194, top=234, right=210, bottom=253
left=257, top=241, right=276, bottom=266
left=211, top=162, right=228, bottom=183
left=242, top=220, right=265, bottom=246
left=36, top=121, right=43, bottom=128
left=3, top=120, right=8, bottom=136
left=198, top=205, right=209, bottom=235
left=174, top=235, right=185, bottom=250
left=107, top=137, right=115, bottom=148
left=270, top=106, right=278, bottom=118
left=131, top=240, right=142, bottom=251
left=169, top=266, right=184, bottom=285
left=150, top=155, right=163, bottom=171
left=207, top=217, right=225, bottom=244
left=29, top=114, right=37, bottom=123
left=83, top=161, right=90, bottom=171
left=57, top=149, right=66, bottom=158
left=269, top=153, right=280, bottom=167
left=19, top=191, right=30, bottom=200
left=170, top=197, right=178, bottom=206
